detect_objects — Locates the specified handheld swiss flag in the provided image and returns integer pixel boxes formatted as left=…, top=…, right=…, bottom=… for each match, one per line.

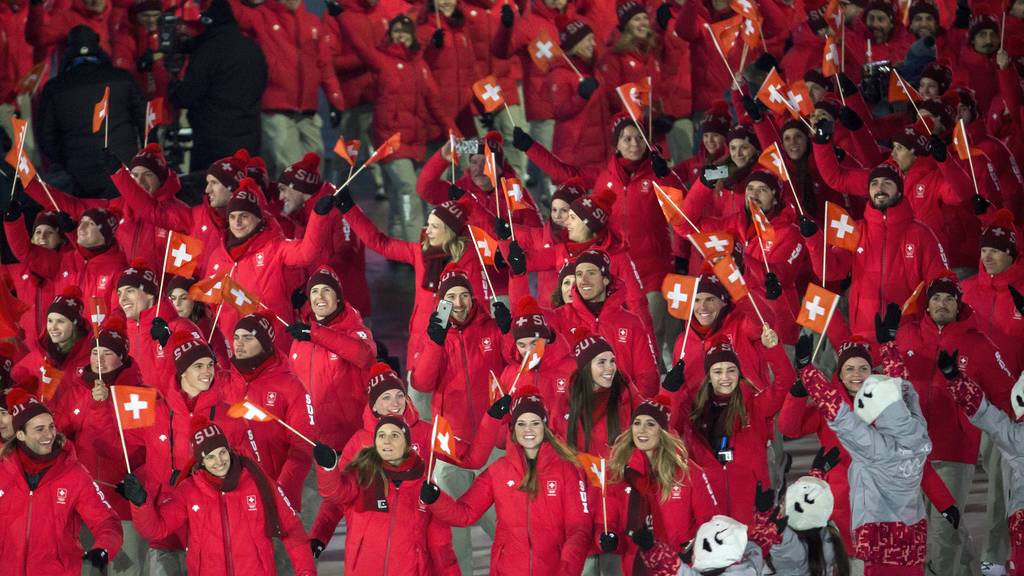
left=189, top=275, right=225, bottom=305
left=221, top=276, right=260, bottom=316
left=824, top=0, right=842, bottom=30
left=576, top=452, right=606, bottom=489
left=164, top=231, right=204, bottom=278
left=473, top=75, right=505, bottom=113
left=38, top=362, right=64, bottom=402
left=952, top=119, right=982, bottom=160
left=615, top=78, right=650, bottom=121
left=730, top=0, right=760, bottom=20
left=502, top=177, right=531, bottom=211
left=432, top=414, right=460, bottom=463
left=785, top=80, right=815, bottom=117
left=902, top=280, right=925, bottom=315
left=521, top=339, right=546, bottom=373
left=824, top=201, right=860, bottom=251
left=16, top=60, right=48, bottom=95
left=92, top=86, right=110, bottom=134
left=482, top=142, right=497, bottom=190
left=654, top=184, right=686, bottom=226
left=707, top=15, right=743, bottom=54
left=757, top=68, right=790, bottom=114
left=111, top=385, right=158, bottom=429
left=712, top=255, right=749, bottom=301
left=488, top=370, right=504, bottom=405
left=887, top=72, right=922, bottom=103
left=740, top=15, right=762, bottom=48
left=468, top=225, right=498, bottom=266
left=145, top=97, right=166, bottom=136
left=529, top=29, right=562, bottom=71
left=365, top=133, right=401, bottom=167
left=5, top=117, right=36, bottom=188
left=688, top=231, right=735, bottom=260
left=796, top=284, right=840, bottom=334
left=757, top=142, right=789, bottom=182
left=333, top=137, right=361, bottom=165
left=661, top=274, right=698, bottom=320
left=822, top=35, right=840, bottom=77
left=227, top=400, right=277, bottom=422
left=89, top=297, right=109, bottom=335
left=748, top=198, right=776, bottom=247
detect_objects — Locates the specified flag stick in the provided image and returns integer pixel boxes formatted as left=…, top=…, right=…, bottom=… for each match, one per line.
left=646, top=75, right=653, bottom=145
left=336, top=162, right=370, bottom=191
left=466, top=226, right=498, bottom=302
left=275, top=418, right=316, bottom=447
left=94, top=305, right=104, bottom=384
left=822, top=202, right=829, bottom=285
left=8, top=128, right=27, bottom=201
left=810, top=298, right=839, bottom=363
left=560, top=52, right=584, bottom=80
left=1001, top=12, right=1006, bottom=50
left=959, top=118, right=982, bottom=198
left=508, top=344, right=534, bottom=395
left=449, top=131, right=457, bottom=185
left=704, top=23, right=743, bottom=95
left=738, top=43, right=749, bottom=80
left=104, top=108, right=109, bottom=150
left=834, top=73, right=847, bottom=107
left=892, top=69, right=931, bottom=135
left=109, top=386, right=133, bottom=473
left=600, top=458, right=608, bottom=534
left=653, top=182, right=702, bottom=234
left=777, top=154, right=805, bottom=215
left=678, top=276, right=700, bottom=360
left=488, top=369, right=505, bottom=397
left=38, top=180, right=61, bottom=212
left=154, top=233, right=173, bottom=318
left=208, top=302, right=224, bottom=342
left=434, top=0, right=441, bottom=29
left=257, top=301, right=291, bottom=326
left=756, top=236, right=771, bottom=272
left=347, top=159, right=355, bottom=183
left=502, top=101, right=517, bottom=128
left=840, top=19, right=845, bottom=73
left=427, top=414, right=440, bottom=482
left=745, top=291, right=768, bottom=326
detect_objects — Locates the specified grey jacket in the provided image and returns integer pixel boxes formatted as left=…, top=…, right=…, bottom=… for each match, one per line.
left=768, top=526, right=841, bottom=575
left=969, top=398, right=1024, bottom=517
left=679, top=543, right=765, bottom=575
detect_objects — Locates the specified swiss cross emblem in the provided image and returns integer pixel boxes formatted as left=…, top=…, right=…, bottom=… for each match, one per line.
left=265, top=391, right=278, bottom=407
left=546, top=480, right=558, bottom=496
left=97, top=275, right=109, bottom=289
left=958, top=354, right=968, bottom=368
left=255, top=252, right=265, bottom=267
left=481, top=337, right=494, bottom=352
left=904, top=243, right=915, bottom=259
left=57, top=487, right=68, bottom=504
left=247, top=495, right=258, bottom=511
left=671, top=485, right=682, bottom=499
left=617, top=328, right=628, bottom=342
left=915, top=184, right=926, bottom=198
left=556, top=378, right=567, bottom=393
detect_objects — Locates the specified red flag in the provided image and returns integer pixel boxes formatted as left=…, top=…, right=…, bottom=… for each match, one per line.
left=529, top=30, right=562, bottom=72
left=888, top=72, right=922, bottom=102
left=448, top=129, right=460, bottom=165
left=824, top=201, right=860, bottom=251
left=730, top=0, right=760, bottom=20
left=757, top=142, right=789, bottom=182
left=748, top=198, right=777, bottom=247
left=0, top=272, right=29, bottom=339
left=661, top=274, right=698, bottom=320
left=689, top=231, right=735, bottom=260
left=902, top=281, right=926, bottom=315
left=822, top=35, right=840, bottom=77
left=521, top=339, right=546, bottom=372
left=952, top=119, right=982, bottom=160
left=615, top=78, right=650, bottom=121
left=785, top=80, right=815, bottom=117
left=473, top=75, right=505, bottom=113
left=189, top=275, right=225, bottom=305
left=502, top=177, right=531, bottom=211
left=576, top=452, right=606, bottom=489
left=16, top=60, right=48, bottom=95
left=708, top=15, right=743, bottom=54
left=488, top=371, right=504, bottom=405
left=227, top=400, right=277, bottom=422
left=112, top=385, right=158, bottom=429
left=221, top=276, right=260, bottom=316
left=145, top=97, right=166, bottom=135
left=468, top=225, right=498, bottom=265
left=482, top=142, right=497, bottom=190
left=333, top=137, right=360, bottom=165
left=365, top=133, right=401, bottom=167
left=712, top=255, right=749, bottom=300
left=432, top=415, right=460, bottom=463
left=654, top=184, right=687, bottom=226
left=164, top=231, right=204, bottom=278
left=38, top=362, right=63, bottom=402
left=92, top=86, right=110, bottom=134
left=740, top=16, right=762, bottom=48
left=88, top=297, right=109, bottom=335
left=824, top=0, right=842, bottom=30
left=796, top=284, right=840, bottom=333
left=5, top=116, right=36, bottom=188
left=756, top=68, right=791, bottom=114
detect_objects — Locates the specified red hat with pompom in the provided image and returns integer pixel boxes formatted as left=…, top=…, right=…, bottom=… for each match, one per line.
left=95, top=317, right=129, bottom=361
left=117, top=258, right=159, bottom=298
left=632, top=393, right=671, bottom=430
left=980, top=208, right=1017, bottom=258
left=208, top=148, right=250, bottom=189
left=570, top=188, right=616, bottom=233
left=836, top=335, right=874, bottom=371
left=701, top=101, right=732, bottom=137
left=130, top=143, right=169, bottom=182
left=437, top=262, right=473, bottom=298
left=191, top=415, right=230, bottom=462
left=431, top=199, right=470, bottom=236
left=7, top=388, right=52, bottom=432
left=168, top=329, right=214, bottom=376
left=570, top=325, right=613, bottom=369
left=510, top=384, right=547, bottom=423
left=367, top=362, right=406, bottom=411
left=512, top=296, right=552, bottom=341
left=278, top=152, right=323, bottom=196
left=226, top=177, right=264, bottom=218
left=47, top=285, right=86, bottom=325
left=704, top=335, right=740, bottom=374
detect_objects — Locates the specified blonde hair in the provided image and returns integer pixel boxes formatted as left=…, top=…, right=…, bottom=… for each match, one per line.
left=421, top=223, right=467, bottom=262
left=608, top=426, right=689, bottom=502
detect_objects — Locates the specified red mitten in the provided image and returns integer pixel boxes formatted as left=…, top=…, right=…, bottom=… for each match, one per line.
left=945, top=374, right=983, bottom=417
left=800, top=365, right=844, bottom=421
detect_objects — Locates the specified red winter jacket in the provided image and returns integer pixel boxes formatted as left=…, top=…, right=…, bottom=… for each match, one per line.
left=2, top=216, right=72, bottom=344
left=497, top=335, right=577, bottom=413
left=411, top=303, right=509, bottom=444
left=803, top=198, right=949, bottom=341
left=132, top=461, right=315, bottom=576
left=962, top=258, right=1024, bottom=376
left=288, top=303, right=376, bottom=448
left=221, top=355, right=316, bottom=507
left=840, top=22, right=915, bottom=83
left=430, top=437, right=593, bottom=575
left=0, top=1, right=32, bottom=105
left=27, top=0, right=110, bottom=52
left=547, top=55, right=613, bottom=176
left=549, top=378, right=640, bottom=457
left=50, top=240, right=125, bottom=314
left=231, top=0, right=345, bottom=112
left=0, top=442, right=123, bottom=576
left=953, top=47, right=999, bottom=116
left=12, top=332, right=92, bottom=402
left=122, top=299, right=201, bottom=394
left=417, top=10, right=480, bottom=138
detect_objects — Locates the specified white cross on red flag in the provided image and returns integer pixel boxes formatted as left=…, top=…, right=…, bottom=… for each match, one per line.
left=473, top=75, right=505, bottom=113
left=164, top=231, right=204, bottom=278
left=111, top=385, right=158, bottom=429
left=661, top=274, right=698, bottom=320
left=529, top=29, right=562, bottom=71
left=796, top=283, right=840, bottom=334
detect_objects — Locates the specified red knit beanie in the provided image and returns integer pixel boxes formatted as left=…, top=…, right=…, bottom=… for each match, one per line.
left=571, top=326, right=614, bottom=369
left=130, top=143, right=169, bottom=182
left=980, top=209, right=1018, bottom=258
left=95, top=317, right=129, bottom=361
left=570, top=189, right=616, bottom=233
left=926, top=271, right=962, bottom=303
left=32, top=210, right=61, bottom=233
left=117, top=259, right=159, bottom=298
left=234, top=312, right=276, bottom=354
left=207, top=149, right=250, bottom=189
left=305, top=266, right=344, bottom=301
left=226, top=178, right=264, bottom=218
left=169, top=329, right=215, bottom=376
left=836, top=336, right=873, bottom=371
left=551, top=178, right=587, bottom=207
left=437, top=263, right=473, bottom=298
left=510, top=384, right=548, bottom=423
left=573, top=248, right=611, bottom=277
left=512, top=296, right=553, bottom=341
left=47, top=286, right=86, bottom=324
left=81, top=207, right=120, bottom=246
left=632, top=394, right=671, bottom=430
left=696, top=271, right=731, bottom=303
left=431, top=200, right=469, bottom=236
left=376, top=414, right=412, bottom=444
left=7, top=389, right=52, bottom=432
left=701, top=101, right=732, bottom=137
left=918, top=60, right=953, bottom=94
left=278, top=152, right=323, bottom=196
left=191, top=416, right=230, bottom=461
left=367, top=362, right=407, bottom=410
left=704, top=336, right=740, bottom=374
left=868, top=161, right=904, bottom=194
left=616, top=0, right=646, bottom=30
left=559, top=18, right=593, bottom=51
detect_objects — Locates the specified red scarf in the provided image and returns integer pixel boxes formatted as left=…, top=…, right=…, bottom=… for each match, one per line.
left=226, top=221, right=266, bottom=259
left=359, top=453, right=426, bottom=512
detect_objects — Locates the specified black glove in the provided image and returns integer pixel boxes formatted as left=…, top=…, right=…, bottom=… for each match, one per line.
left=325, top=0, right=342, bottom=15
left=122, top=473, right=148, bottom=506
left=287, top=322, right=311, bottom=341
left=577, top=77, right=599, bottom=100
left=310, top=539, right=327, bottom=559
left=929, top=135, right=948, bottom=163
left=420, top=481, right=441, bottom=504
left=679, top=540, right=695, bottom=564
left=137, top=50, right=155, bottom=73
left=291, top=286, right=308, bottom=310
left=922, top=35, right=935, bottom=48
left=653, top=115, right=675, bottom=136
left=837, top=106, right=863, bottom=131
left=651, top=151, right=669, bottom=178
left=813, top=118, right=834, bottom=144
left=860, top=76, right=882, bottom=104
left=954, top=0, right=971, bottom=29
left=57, top=212, right=76, bottom=233
left=488, top=394, right=512, bottom=418
left=329, top=106, right=342, bottom=128
left=500, top=4, right=514, bottom=27
left=755, top=481, right=775, bottom=513
left=4, top=199, right=22, bottom=221
left=492, top=301, right=512, bottom=334
left=837, top=73, right=858, bottom=97
left=741, top=94, right=763, bottom=122
left=764, top=272, right=782, bottom=300
left=942, top=505, right=961, bottom=529
left=29, top=0, right=43, bottom=6
left=150, top=317, right=171, bottom=346
left=334, top=186, right=355, bottom=214
left=662, top=359, right=685, bottom=392
left=83, top=549, right=109, bottom=570
left=103, top=147, right=123, bottom=175
left=811, top=446, right=841, bottom=474
left=754, top=52, right=778, bottom=72
left=833, top=145, right=847, bottom=163
left=479, top=111, right=496, bottom=130
left=655, top=2, right=673, bottom=30
left=973, top=194, right=991, bottom=215
left=508, top=241, right=527, bottom=275
left=432, top=28, right=444, bottom=48
left=600, top=532, right=620, bottom=552
left=674, top=256, right=688, bottom=274
left=314, top=194, right=336, bottom=215
left=1009, top=286, right=1024, bottom=315
left=427, top=312, right=449, bottom=345
left=794, top=333, right=813, bottom=370
left=495, top=217, right=512, bottom=240
left=494, top=249, right=508, bottom=270
left=874, top=302, right=902, bottom=344
left=630, top=527, right=655, bottom=551
left=512, top=126, right=534, bottom=151
left=937, top=350, right=960, bottom=380
left=791, top=379, right=808, bottom=397
left=798, top=215, right=818, bottom=238
left=313, top=441, right=339, bottom=469
left=448, top=184, right=465, bottom=201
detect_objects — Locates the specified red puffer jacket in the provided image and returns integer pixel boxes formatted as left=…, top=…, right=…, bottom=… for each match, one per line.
left=547, top=55, right=613, bottom=176
left=962, top=258, right=1024, bottom=376
left=230, top=0, right=344, bottom=112
left=598, top=45, right=659, bottom=116
left=462, top=0, right=521, bottom=107
left=953, top=48, right=999, bottom=116
left=551, top=285, right=660, bottom=396
left=12, top=333, right=92, bottom=402
left=803, top=198, right=950, bottom=341
left=671, top=344, right=792, bottom=523
left=656, top=8, right=695, bottom=120
left=549, top=379, right=640, bottom=457
left=26, top=0, right=110, bottom=52
left=429, top=437, right=593, bottom=575
left=132, top=460, right=315, bottom=576
left=288, top=302, right=376, bottom=448
left=2, top=217, right=72, bottom=344
left=417, top=9, right=480, bottom=138
left=221, top=355, right=316, bottom=507
left=895, top=307, right=1016, bottom=463
left=411, top=304, right=509, bottom=444
left=53, top=240, right=127, bottom=316
left=840, top=22, right=915, bottom=83
left=506, top=221, right=567, bottom=306
left=965, top=118, right=1024, bottom=217
left=0, top=1, right=32, bottom=106
left=497, top=335, right=576, bottom=413
left=0, top=442, right=123, bottom=576
left=122, top=299, right=201, bottom=395
left=203, top=211, right=333, bottom=353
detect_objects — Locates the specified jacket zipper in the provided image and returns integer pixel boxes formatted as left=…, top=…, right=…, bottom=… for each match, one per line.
left=220, top=492, right=235, bottom=576
left=526, top=497, right=533, bottom=576
left=458, top=332, right=473, bottom=436
left=879, top=212, right=887, bottom=306
left=24, top=491, right=33, bottom=575
left=382, top=484, right=399, bottom=576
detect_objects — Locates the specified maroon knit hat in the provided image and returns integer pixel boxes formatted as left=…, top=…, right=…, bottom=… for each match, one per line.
left=560, top=18, right=593, bottom=50
left=207, top=148, right=250, bottom=189
left=130, top=143, right=169, bottom=182
left=81, top=207, right=120, bottom=246
left=512, top=296, right=552, bottom=341
left=696, top=272, right=731, bottom=303
left=617, top=0, right=646, bottom=30
left=552, top=178, right=587, bottom=207
left=234, top=312, right=276, bottom=354
left=918, top=60, right=953, bottom=94
left=191, top=416, right=230, bottom=461
left=95, top=317, right=129, bottom=361
left=376, top=414, right=412, bottom=444
left=165, top=275, right=197, bottom=295
left=701, top=101, right=732, bottom=137
left=510, top=384, right=548, bottom=423
left=781, top=117, right=809, bottom=138
left=7, top=388, right=52, bottom=432
left=868, top=161, right=904, bottom=194
left=980, top=209, right=1018, bottom=258
left=908, top=0, right=939, bottom=23
left=571, top=326, right=614, bottom=369
left=968, top=13, right=999, bottom=41
left=926, top=271, right=962, bottom=303
left=47, top=285, right=86, bottom=325
left=278, top=152, right=323, bottom=196
left=727, top=124, right=760, bottom=148
left=743, top=170, right=781, bottom=204
left=32, top=210, right=61, bottom=232
left=246, top=156, right=270, bottom=199
left=836, top=336, right=873, bottom=370
left=863, top=0, right=895, bottom=22
left=574, top=248, right=611, bottom=277
left=437, top=263, right=473, bottom=298
left=570, top=188, right=616, bottom=233
left=919, top=99, right=955, bottom=131
left=226, top=178, right=264, bottom=218
left=632, top=394, right=671, bottom=430
left=431, top=200, right=469, bottom=235
left=558, top=260, right=576, bottom=284
left=305, top=265, right=344, bottom=301
left=704, top=336, right=740, bottom=374
left=367, top=362, right=407, bottom=410
left=611, top=112, right=641, bottom=144
left=168, top=329, right=215, bottom=376
left=117, top=259, right=159, bottom=298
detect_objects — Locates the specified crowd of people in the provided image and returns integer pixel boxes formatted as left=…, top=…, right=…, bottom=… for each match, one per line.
left=1, top=0, right=1024, bottom=573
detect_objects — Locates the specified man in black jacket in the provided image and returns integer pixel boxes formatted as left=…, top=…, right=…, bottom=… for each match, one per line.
left=169, top=0, right=267, bottom=173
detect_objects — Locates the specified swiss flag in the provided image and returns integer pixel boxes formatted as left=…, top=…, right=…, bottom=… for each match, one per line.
left=654, top=184, right=686, bottom=226
left=502, top=177, right=531, bottom=211
left=365, top=133, right=401, bottom=166
left=707, top=15, right=743, bottom=54
left=488, top=370, right=504, bottom=405
left=748, top=198, right=776, bottom=247
left=145, top=97, right=166, bottom=136
left=757, top=142, right=789, bottom=182
left=730, top=0, right=760, bottom=20
left=189, top=274, right=225, bottom=305
left=796, top=284, right=840, bottom=334
left=227, top=400, right=277, bottom=422
left=482, top=142, right=497, bottom=190
left=952, top=119, right=982, bottom=161
left=111, top=385, right=158, bottom=429
left=89, top=297, right=109, bottom=335
left=824, top=201, right=860, bottom=251
left=784, top=80, right=815, bottom=117
left=576, top=452, right=606, bottom=489
left=661, top=274, right=698, bottom=320
left=221, top=276, right=260, bottom=316
left=688, top=231, right=735, bottom=260
left=92, top=86, right=110, bottom=134
left=756, top=68, right=791, bottom=114
left=432, top=415, right=460, bottom=463
left=5, top=116, right=36, bottom=188
left=333, top=137, right=360, bottom=165
left=822, top=35, right=840, bottom=77
left=887, top=72, right=922, bottom=103
left=468, top=225, right=498, bottom=266
left=521, top=339, right=546, bottom=373
left=38, top=362, right=64, bottom=402
left=529, top=29, right=562, bottom=72
left=902, top=280, right=925, bottom=315
left=16, top=60, right=48, bottom=95
left=740, top=16, right=762, bottom=48
left=712, top=255, right=749, bottom=301
left=164, top=231, right=204, bottom=278
left=824, top=0, right=842, bottom=30
left=615, top=77, right=650, bottom=121
left=473, top=75, right=505, bottom=113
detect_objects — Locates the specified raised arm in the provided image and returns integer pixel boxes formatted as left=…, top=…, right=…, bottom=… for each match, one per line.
left=344, top=204, right=419, bottom=264
left=427, top=467, right=496, bottom=527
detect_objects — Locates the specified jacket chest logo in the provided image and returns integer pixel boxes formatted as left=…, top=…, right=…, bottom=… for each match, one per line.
left=958, top=354, right=969, bottom=369
left=545, top=480, right=558, bottom=496
left=311, top=27, right=318, bottom=40
left=671, top=485, right=682, bottom=500
left=641, top=180, right=650, bottom=193
left=904, top=243, right=915, bottom=259
left=56, top=487, right=68, bottom=504
left=480, top=337, right=494, bottom=352
left=97, top=275, right=109, bottom=290
left=328, top=352, right=338, bottom=360
left=396, top=63, right=404, bottom=70
left=556, top=378, right=567, bottom=393
left=255, top=252, right=265, bottom=267
left=247, top=494, right=258, bottom=511
left=266, top=391, right=278, bottom=407
left=617, top=328, right=629, bottom=343
left=915, top=184, right=925, bottom=198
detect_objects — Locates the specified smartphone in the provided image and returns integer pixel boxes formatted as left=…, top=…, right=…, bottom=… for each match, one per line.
left=703, top=165, right=730, bottom=183
left=453, top=138, right=480, bottom=157
left=436, top=300, right=453, bottom=330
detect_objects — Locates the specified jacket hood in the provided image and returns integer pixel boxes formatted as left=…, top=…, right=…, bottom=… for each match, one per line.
left=975, top=256, right=1024, bottom=286
left=861, top=193, right=916, bottom=226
